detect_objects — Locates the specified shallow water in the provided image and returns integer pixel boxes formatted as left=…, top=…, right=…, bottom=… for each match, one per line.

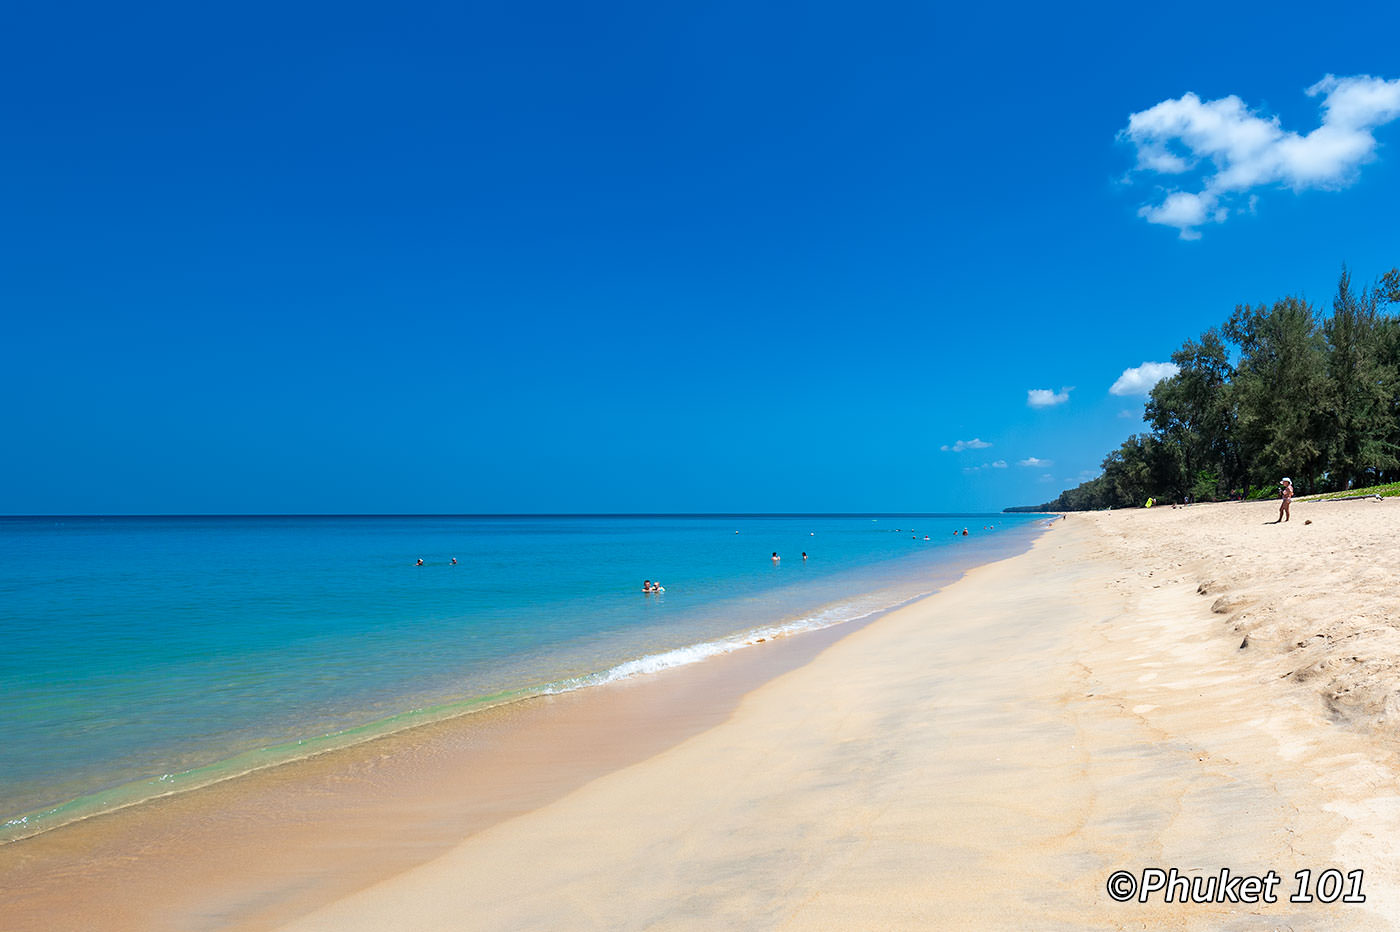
left=0, top=513, right=1042, bottom=839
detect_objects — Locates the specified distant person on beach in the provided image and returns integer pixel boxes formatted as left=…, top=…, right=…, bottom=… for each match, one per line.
left=1278, top=478, right=1294, bottom=523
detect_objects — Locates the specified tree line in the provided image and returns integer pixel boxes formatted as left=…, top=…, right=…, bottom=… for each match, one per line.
left=1010, top=265, right=1400, bottom=512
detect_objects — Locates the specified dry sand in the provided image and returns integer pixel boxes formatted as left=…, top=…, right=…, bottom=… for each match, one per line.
left=5, top=499, right=1398, bottom=930
left=277, top=498, right=1399, bottom=930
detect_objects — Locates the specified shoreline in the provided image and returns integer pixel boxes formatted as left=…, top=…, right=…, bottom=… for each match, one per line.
left=0, top=595, right=902, bottom=849
left=1, top=515, right=1044, bottom=847
left=0, top=560, right=969, bottom=931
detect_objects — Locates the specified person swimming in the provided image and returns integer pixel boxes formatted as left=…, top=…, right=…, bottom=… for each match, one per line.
left=416, top=558, right=424, bottom=566
left=772, top=552, right=780, bottom=562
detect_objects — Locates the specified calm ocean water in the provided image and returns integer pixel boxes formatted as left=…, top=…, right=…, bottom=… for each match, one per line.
left=0, top=513, right=1044, bottom=841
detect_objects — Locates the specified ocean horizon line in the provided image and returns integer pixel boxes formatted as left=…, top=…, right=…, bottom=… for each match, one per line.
left=0, top=511, right=1013, bottom=520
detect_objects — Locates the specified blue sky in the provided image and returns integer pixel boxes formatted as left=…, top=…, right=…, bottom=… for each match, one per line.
left=4, top=0, right=1400, bottom=514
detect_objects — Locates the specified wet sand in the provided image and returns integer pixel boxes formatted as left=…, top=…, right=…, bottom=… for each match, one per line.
left=6, top=500, right=1399, bottom=930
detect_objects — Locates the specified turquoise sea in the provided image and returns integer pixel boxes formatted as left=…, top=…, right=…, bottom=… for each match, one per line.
left=0, top=513, right=1044, bottom=841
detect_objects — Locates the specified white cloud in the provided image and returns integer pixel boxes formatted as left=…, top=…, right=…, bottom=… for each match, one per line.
left=941, top=438, right=992, bottom=452
left=1018, top=456, right=1052, bottom=467
left=1122, top=74, right=1400, bottom=238
left=1110, top=361, right=1180, bottom=396
left=1027, top=387, right=1071, bottom=408
left=963, top=459, right=1009, bottom=473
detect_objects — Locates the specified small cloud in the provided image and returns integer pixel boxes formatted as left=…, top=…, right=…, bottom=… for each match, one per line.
left=1110, top=361, right=1180, bottom=396
left=1117, top=409, right=1137, bottom=418
left=990, top=460, right=1008, bottom=469
left=1027, top=387, right=1072, bottom=408
left=941, top=438, right=992, bottom=452
left=964, top=459, right=1009, bottom=473
left=1039, top=473, right=1055, bottom=482
left=1018, top=457, right=1052, bottom=467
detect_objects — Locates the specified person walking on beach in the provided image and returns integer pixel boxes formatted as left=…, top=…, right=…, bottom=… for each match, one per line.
left=1277, top=477, right=1294, bottom=523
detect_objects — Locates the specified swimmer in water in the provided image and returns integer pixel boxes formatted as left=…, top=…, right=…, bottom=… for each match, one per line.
left=416, top=558, right=424, bottom=566
left=802, top=551, right=807, bottom=561
left=643, top=579, right=652, bottom=592
left=772, top=552, right=780, bottom=562
left=450, top=557, right=457, bottom=565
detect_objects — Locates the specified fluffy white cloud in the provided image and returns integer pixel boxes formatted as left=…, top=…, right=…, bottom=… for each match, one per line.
left=941, top=438, right=992, bottom=452
left=1122, top=74, right=1400, bottom=238
left=1027, top=387, right=1071, bottom=408
left=1018, top=456, right=1052, bottom=467
left=1110, top=361, right=1180, bottom=396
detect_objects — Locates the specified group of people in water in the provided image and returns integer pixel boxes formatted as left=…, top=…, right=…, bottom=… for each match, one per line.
left=636, top=522, right=1004, bottom=597
left=414, top=557, right=457, bottom=566
left=894, top=526, right=985, bottom=540
left=645, top=549, right=814, bottom=594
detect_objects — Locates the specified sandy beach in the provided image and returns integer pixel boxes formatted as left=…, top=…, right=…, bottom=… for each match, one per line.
left=5, top=499, right=1399, bottom=930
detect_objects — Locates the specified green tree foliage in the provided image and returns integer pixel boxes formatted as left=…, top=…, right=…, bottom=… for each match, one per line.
left=1224, top=295, right=1328, bottom=492
left=1145, top=328, right=1236, bottom=500
left=1015, top=264, right=1400, bottom=511
left=1323, top=268, right=1400, bottom=488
